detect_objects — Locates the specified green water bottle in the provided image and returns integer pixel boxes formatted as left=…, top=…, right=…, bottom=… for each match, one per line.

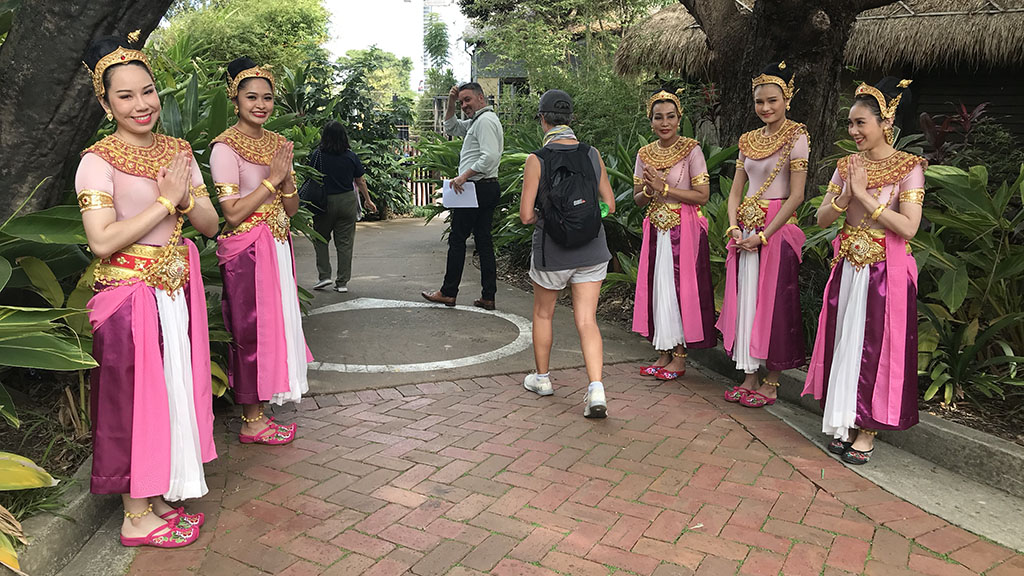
left=600, top=201, right=610, bottom=218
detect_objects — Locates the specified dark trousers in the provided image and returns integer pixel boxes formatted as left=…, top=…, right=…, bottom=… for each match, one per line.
left=441, top=178, right=500, bottom=299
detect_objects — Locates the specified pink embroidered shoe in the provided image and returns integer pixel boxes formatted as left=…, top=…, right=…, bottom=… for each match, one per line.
left=724, top=386, right=752, bottom=403
left=655, top=368, right=683, bottom=381
left=739, top=391, right=776, bottom=408
left=159, top=507, right=204, bottom=529
left=640, top=365, right=664, bottom=376
left=120, top=523, right=198, bottom=548
left=240, top=422, right=296, bottom=445
left=267, top=417, right=297, bottom=433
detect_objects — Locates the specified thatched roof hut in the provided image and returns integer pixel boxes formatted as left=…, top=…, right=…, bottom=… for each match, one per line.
left=615, top=1, right=1024, bottom=78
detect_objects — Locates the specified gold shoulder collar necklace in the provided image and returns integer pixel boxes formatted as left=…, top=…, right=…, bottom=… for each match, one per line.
left=738, top=120, right=806, bottom=160
left=82, top=134, right=191, bottom=181
left=211, top=126, right=286, bottom=166
left=637, top=137, right=699, bottom=170
left=837, top=151, right=927, bottom=189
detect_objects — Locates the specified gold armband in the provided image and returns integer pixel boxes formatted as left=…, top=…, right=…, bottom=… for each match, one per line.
left=215, top=183, right=239, bottom=199
left=790, top=158, right=808, bottom=173
left=78, top=189, right=114, bottom=213
left=735, top=159, right=745, bottom=172
left=691, top=173, right=710, bottom=186
left=632, top=175, right=643, bottom=187
left=190, top=184, right=210, bottom=198
left=826, top=182, right=842, bottom=196
left=155, top=196, right=176, bottom=216
left=899, top=188, right=925, bottom=205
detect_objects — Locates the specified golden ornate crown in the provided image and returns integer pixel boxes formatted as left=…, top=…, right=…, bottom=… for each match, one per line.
left=647, top=90, right=682, bottom=117
left=89, top=45, right=151, bottom=100
left=854, top=79, right=912, bottom=120
left=227, top=66, right=276, bottom=99
left=751, top=61, right=796, bottom=100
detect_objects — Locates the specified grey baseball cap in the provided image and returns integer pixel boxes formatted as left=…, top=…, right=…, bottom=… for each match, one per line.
left=536, top=89, right=573, bottom=116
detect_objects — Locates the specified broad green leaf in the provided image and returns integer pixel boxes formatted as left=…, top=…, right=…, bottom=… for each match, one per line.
left=65, top=261, right=97, bottom=337
left=992, top=247, right=1024, bottom=281
left=0, top=333, right=97, bottom=370
left=184, top=73, right=200, bottom=133
left=0, top=256, right=10, bottom=292
left=208, top=90, right=229, bottom=138
left=16, top=256, right=63, bottom=307
left=1, top=205, right=86, bottom=244
left=963, top=318, right=979, bottom=347
left=210, top=362, right=228, bottom=397
left=705, top=145, right=738, bottom=173
left=937, top=263, right=968, bottom=313
left=162, top=95, right=183, bottom=139
left=0, top=451, right=58, bottom=490
left=0, top=234, right=90, bottom=287
left=0, top=381, right=18, bottom=428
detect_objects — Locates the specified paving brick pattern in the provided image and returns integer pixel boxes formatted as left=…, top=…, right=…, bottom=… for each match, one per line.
left=128, top=364, right=1024, bottom=575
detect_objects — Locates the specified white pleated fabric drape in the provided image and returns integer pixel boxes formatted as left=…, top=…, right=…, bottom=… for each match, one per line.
left=271, top=239, right=309, bottom=406
left=155, top=289, right=208, bottom=502
left=651, top=230, right=685, bottom=350
left=821, top=261, right=870, bottom=442
left=732, top=230, right=765, bottom=374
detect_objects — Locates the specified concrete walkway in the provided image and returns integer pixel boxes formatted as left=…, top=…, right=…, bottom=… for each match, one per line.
left=116, top=219, right=1022, bottom=576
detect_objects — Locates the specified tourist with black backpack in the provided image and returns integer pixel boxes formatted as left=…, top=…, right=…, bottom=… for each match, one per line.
left=519, top=90, right=616, bottom=418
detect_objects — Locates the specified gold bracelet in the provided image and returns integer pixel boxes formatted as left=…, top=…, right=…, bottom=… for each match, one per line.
left=280, top=191, right=297, bottom=199
left=724, top=225, right=740, bottom=237
left=758, top=231, right=768, bottom=245
left=641, top=186, right=655, bottom=198
left=155, top=196, right=176, bottom=215
left=178, top=194, right=195, bottom=215
left=830, top=196, right=847, bottom=213
left=870, top=204, right=885, bottom=221
left=261, top=179, right=278, bottom=195
left=662, top=182, right=670, bottom=196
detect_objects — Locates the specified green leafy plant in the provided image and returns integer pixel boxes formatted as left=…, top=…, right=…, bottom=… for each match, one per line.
left=0, top=451, right=58, bottom=575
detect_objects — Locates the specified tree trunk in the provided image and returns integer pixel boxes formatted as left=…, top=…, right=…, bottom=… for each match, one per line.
left=0, top=0, right=173, bottom=223
left=680, top=0, right=897, bottom=182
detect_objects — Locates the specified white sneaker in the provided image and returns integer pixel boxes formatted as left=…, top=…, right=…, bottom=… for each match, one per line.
left=524, top=373, right=553, bottom=396
left=584, top=384, right=607, bottom=419
left=334, top=284, right=349, bottom=293
left=313, top=279, right=333, bottom=290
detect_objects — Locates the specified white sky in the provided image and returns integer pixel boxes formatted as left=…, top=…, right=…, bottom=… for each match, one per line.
left=323, top=0, right=472, bottom=92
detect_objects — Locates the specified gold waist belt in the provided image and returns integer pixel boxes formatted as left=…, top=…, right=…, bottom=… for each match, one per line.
left=834, top=225, right=887, bottom=270
left=647, top=202, right=682, bottom=232
left=94, top=243, right=190, bottom=294
left=220, top=202, right=290, bottom=242
left=738, top=197, right=797, bottom=230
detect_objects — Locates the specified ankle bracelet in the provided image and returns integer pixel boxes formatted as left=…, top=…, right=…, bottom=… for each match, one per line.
left=762, top=379, right=780, bottom=388
left=125, top=503, right=153, bottom=519
left=860, top=429, right=878, bottom=436
left=672, top=351, right=687, bottom=358
left=241, top=409, right=264, bottom=423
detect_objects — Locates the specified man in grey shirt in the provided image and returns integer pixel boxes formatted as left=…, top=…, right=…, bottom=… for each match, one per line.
left=422, top=82, right=504, bottom=310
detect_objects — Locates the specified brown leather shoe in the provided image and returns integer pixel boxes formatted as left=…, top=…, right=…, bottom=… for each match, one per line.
left=421, top=290, right=456, bottom=307
left=473, top=299, right=495, bottom=310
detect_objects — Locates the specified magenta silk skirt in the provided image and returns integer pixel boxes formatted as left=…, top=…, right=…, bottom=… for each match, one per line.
left=817, top=260, right=919, bottom=431
left=722, top=236, right=806, bottom=370
left=89, top=282, right=200, bottom=494
left=219, top=241, right=263, bottom=405
left=640, top=222, right=717, bottom=349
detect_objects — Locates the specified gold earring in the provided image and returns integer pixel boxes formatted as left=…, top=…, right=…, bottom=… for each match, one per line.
left=884, top=126, right=895, bottom=145
left=786, top=103, right=791, bottom=111
left=234, top=104, right=239, bottom=115
left=105, top=111, right=113, bottom=122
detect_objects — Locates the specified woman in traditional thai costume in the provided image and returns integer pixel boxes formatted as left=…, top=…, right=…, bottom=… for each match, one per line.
left=211, top=57, right=310, bottom=445
left=803, top=77, right=924, bottom=465
left=632, top=91, right=716, bottom=380
left=78, top=35, right=219, bottom=548
left=719, top=62, right=808, bottom=408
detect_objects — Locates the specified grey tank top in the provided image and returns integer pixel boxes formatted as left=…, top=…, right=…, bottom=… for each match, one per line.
left=531, top=142, right=612, bottom=271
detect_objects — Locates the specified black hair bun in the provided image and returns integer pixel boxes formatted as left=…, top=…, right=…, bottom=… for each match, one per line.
left=760, top=61, right=793, bottom=83
left=84, top=36, right=132, bottom=72
left=227, top=57, right=258, bottom=80
left=874, top=76, right=913, bottom=110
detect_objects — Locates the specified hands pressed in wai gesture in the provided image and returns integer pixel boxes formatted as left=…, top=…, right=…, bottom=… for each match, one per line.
left=641, top=165, right=667, bottom=197
left=269, top=142, right=295, bottom=190
left=156, top=152, right=192, bottom=207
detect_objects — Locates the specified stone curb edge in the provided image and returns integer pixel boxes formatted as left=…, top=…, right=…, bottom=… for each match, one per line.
left=687, top=346, right=1024, bottom=499
left=18, top=456, right=122, bottom=576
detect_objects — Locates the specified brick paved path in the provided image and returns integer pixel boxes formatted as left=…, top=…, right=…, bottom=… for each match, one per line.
left=127, top=364, right=1024, bottom=576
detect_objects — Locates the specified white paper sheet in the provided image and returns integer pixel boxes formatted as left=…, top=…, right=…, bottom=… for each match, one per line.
left=442, top=180, right=478, bottom=208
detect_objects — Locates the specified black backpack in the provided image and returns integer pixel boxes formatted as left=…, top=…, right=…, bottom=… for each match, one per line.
left=534, top=143, right=601, bottom=262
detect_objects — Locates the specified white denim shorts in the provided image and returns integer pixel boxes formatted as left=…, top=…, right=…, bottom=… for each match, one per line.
left=529, top=257, right=608, bottom=291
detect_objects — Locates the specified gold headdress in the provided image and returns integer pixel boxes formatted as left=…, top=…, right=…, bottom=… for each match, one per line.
left=227, top=66, right=276, bottom=99
left=854, top=79, right=912, bottom=120
left=646, top=90, right=682, bottom=118
left=88, top=33, right=151, bottom=100
left=751, top=61, right=796, bottom=100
